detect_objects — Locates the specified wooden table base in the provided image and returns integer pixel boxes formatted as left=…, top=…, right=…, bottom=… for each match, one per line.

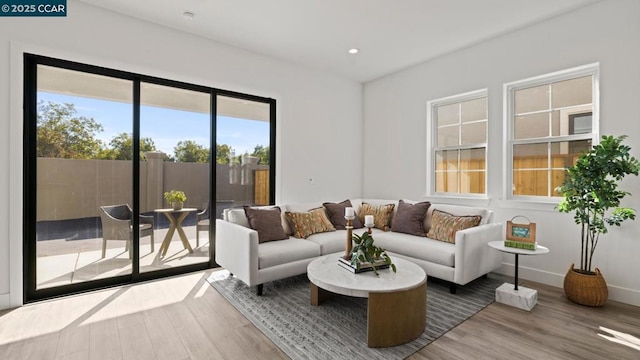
left=158, top=211, right=194, bottom=256
left=310, top=281, right=427, bottom=348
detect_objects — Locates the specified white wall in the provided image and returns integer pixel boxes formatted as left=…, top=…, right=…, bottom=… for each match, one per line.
left=0, top=1, right=363, bottom=309
left=363, top=0, right=640, bottom=306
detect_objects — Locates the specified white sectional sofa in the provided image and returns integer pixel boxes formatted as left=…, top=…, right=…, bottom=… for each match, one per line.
left=215, top=199, right=502, bottom=295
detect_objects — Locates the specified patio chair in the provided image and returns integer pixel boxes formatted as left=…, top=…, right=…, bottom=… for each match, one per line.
left=99, top=204, right=154, bottom=259
left=196, top=203, right=210, bottom=247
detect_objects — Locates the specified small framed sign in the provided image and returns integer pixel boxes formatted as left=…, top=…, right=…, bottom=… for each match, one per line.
left=506, top=216, right=536, bottom=244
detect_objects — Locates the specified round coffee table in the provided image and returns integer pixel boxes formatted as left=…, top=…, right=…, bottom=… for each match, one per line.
left=307, top=254, right=427, bottom=348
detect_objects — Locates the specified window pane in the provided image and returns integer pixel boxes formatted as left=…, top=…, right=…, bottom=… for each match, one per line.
left=515, top=84, right=549, bottom=113
left=217, top=95, right=272, bottom=212
left=139, top=83, right=211, bottom=273
left=551, top=169, right=567, bottom=196
left=461, top=98, right=486, bottom=123
left=551, top=140, right=592, bottom=168
left=513, top=143, right=548, bottom=170
left=513, top=170, right=548, bottom=196
left=514, top=113, right=549, bottom=139
left=570, top=139, right=592, bottom=155
left=435, top=150, right=458, bottom=171
left=461, top=171, right=485, bottom=194
left=437, top=103, right=458, bottom=126
left=550, top=110, right=561, bottom=137
left=461, top=122, right=486, bottom=145
left=550, top=142, right=573, bottom=169
left=36, top=65, right=134, bottom=289
left=437, top=126, right=459, bottom=147
left=435, top=171, right=458, bottom=193
left=460, top=148, right=486, bottom=170
left=552, top=76, right=592, bottom=109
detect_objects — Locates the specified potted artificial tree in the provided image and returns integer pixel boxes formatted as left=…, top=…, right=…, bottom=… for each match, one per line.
left=164, top=190, right=187, bottom=210
left=556, top=135, right=639, bottom=306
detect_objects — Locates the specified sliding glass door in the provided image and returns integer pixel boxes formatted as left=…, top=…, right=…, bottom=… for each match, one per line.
left=24, top=54, right=275, bottom=302
left=215, top=95, right=274, bottom=212
left=139, top=82, right=212, bottom=273
left=33, top=64, right=135, bottom=290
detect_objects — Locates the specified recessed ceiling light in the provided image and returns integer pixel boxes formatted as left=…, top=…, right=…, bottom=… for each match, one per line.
left=348, top=48, right=359, bottom=54
left=183, top=11, right=195, bottom=21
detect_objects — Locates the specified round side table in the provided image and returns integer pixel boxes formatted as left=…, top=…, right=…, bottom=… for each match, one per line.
left=488, top=241, right=549, bottom=311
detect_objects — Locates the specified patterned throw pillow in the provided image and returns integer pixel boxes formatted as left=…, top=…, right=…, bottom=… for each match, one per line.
left=309, top=207, right=336, bottom=233
left=286, top=208, right=336, bottom=239
left=243, top=206, right=289, bottom=243
left=285, top=212, right=315, bottom=238
left=426, top=209, right=481, bottom=244
left=358, top=202, right=395, bottom=231
left=391, top=200, right=431, bottom=236
left=323, top=200, right=363, bottom=230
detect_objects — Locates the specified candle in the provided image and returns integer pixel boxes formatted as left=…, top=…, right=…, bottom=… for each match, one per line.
left=345, top=207, right=355, bottom=217
left=365, top=215, right=374, bottom=227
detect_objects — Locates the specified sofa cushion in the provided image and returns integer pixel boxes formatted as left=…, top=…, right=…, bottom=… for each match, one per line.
left=226, top=208, right=251, bottom=227
left=258, top=238, right=321, bottom=269
left=285, top=208, right=336, bottom=239
left=358, top=202, right=395, bottom=231
left=323, top=200, right=363, bottom=229
left=374, top=231, right=455, bottom=267
left=244, top=206, right=289, bottom=243
left=305, top=230, right=348, bottom=255
left=391, top=200, right=431, bottom=236
left=426, top=209, right=481, bottom=244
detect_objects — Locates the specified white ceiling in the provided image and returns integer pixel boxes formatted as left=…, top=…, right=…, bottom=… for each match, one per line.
left=78, top=0, right=599, bottom=83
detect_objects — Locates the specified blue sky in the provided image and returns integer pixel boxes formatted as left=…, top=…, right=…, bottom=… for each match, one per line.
left=38, top=92, right=270, bottom=156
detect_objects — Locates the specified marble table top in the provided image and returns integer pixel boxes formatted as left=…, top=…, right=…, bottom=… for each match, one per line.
left=307, top=253, right=426, bottom=298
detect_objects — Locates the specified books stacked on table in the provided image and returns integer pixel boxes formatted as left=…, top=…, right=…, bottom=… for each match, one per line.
left=338, top=256, right=390, bottom=273
left=504, top=240, right=537, bottom=250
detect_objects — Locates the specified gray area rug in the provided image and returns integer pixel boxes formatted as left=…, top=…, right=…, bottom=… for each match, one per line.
left=207, top=270, right=501, bottom=360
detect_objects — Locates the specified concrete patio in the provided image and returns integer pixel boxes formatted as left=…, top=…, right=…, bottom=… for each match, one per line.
left=36, top=225, right=210, bottom=289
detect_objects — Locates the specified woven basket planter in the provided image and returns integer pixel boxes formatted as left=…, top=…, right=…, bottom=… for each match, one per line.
left=563, top=263, right=608, bottom=307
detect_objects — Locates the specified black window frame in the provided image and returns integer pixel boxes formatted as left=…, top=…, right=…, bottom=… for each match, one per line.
left=23, top=53, right=276, bottom=302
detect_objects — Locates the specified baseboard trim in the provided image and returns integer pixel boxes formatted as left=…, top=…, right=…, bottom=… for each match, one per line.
left=494, top=263, right=640, bottom=307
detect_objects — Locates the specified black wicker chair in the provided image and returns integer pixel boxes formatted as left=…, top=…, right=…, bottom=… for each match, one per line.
left=99, top=204, right=154, bottom=258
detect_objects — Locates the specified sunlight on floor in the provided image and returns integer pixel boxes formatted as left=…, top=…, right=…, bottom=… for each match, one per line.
left=0, top=270, right=215, bottom=346
left=598, top=326, right=640, bottom=351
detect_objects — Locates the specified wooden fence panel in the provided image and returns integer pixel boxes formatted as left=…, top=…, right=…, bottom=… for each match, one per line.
left=254, top=169, right=270, bottom=205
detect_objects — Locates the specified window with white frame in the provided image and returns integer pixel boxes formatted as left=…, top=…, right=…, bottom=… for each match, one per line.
left=428, top=90, right=487, bottom=195
left=506, top=64, right=598, bottom=198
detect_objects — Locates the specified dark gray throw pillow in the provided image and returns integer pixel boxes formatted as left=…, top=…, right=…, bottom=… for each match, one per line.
left=322, top=200, right=363, bottom=230
left=391, top=200, right=431, bottom=236
left=243, top=206, right=289, bottom=243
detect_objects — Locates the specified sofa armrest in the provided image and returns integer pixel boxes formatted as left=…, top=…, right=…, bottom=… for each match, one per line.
left=453, top=222, right=502, bottom=285
left=215, top=219, right=260, bottom=287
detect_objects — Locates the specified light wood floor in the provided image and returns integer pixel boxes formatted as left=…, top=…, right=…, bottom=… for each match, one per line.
left=0, top=270, right=638, bottom=360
